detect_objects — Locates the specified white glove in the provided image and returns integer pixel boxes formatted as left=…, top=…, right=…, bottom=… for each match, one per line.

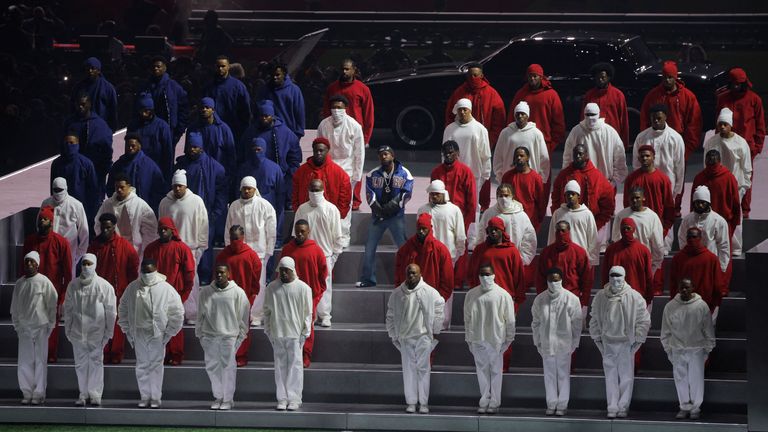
left=631, top=342, right=642, bottom=354
left=392, top=338, right=401, bottom=350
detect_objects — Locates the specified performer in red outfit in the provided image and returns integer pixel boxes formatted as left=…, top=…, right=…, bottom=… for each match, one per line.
left=88, top=212, right=139, bottom=364
left=292, top=137, right=352, bottom=219
left=692, top=150, right=741, bottom=237
left=507, top=64, right=565, bottom=153
left=670, top=227, right=727, bottom=313
left=279, top=219, right=328, bottom=368
left=536, top=220, right=593, bottom=307
left=623, top=145, right=676, bottom=234
left=716, top=67, right=765, bottom=218
left=21, top=206, right=72, bottom=363
left=322, top=59, right=375, bottom=210
left=143, top=217, right=196, bottom=365
left=581, top=62, right=630, bottom=148
left=500, top=146, right=547, bottom=231
left=395, top=213, right=454, bottom=300
left=215, top=225, right=262, bottom=366
left=640, top=61, right=703, bottom=160
left=602, top=218, right=654, bottom=304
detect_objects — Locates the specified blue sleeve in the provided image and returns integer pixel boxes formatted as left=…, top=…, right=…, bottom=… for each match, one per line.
left=107, top=85, right=118, bottom=131
left=293, top=87, right=306, bottom=137
left=174, top=84, right=190, bottom=141
left=151, top=164, right=166, bottom=212
left=286, top=134, right=302, bottom=175
left=238, top=84, right=252, bottom=129
left=366, top=173, right=375, bottom=205
left=213, top=167, right=228, bottom=221
left=160, top=122, right=174, bottom=181
left=222, top=125, right=237, bottom=174
left=85, top=162, right=102, bottom=217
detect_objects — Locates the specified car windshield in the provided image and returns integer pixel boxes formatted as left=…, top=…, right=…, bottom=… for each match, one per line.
left=621, top=37, right=658, bottom=70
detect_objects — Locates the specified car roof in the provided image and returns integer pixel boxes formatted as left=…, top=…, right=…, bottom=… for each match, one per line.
left=511, top=30, right=639, bottom=45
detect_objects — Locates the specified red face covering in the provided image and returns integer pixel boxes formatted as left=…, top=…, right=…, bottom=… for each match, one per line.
left=683, top=229, right=706, bottom=255
left=467, top=75, right=485, bottom=90
left=555, top=229, right=571, bottom=251
left=620, top=217, right=637, bottom=245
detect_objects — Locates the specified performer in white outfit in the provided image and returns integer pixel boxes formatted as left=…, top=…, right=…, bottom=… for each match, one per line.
left=493, top=101, right=550, bottom=182
left=443, top=98, right=491, bottom=206
left=62, top=253, right=116, bottom=406
left=661, top=277, right=716, bottom=420
left=589, top=266, right=651, bottom=418
left=678, top=186, right=731, bottom=273
left=548, top=180, right=600, bottom=266
left=263, top=257, right=313, bottom=411
left=11, top=251, right=58, bottom=405
left=196, top=264, right=250, bottom=410
left=294, top=179, right=343, bottom=327
left=464, top=263, right=515, bottom=414
left=611, top=187, right=666, bottom=277
left=225, top=176, right=277, bottom=325
left=118, top=260, right=184, bottom=408
left=702, top=108, right=753, bottom=256
left=41, top=177, right=89, bottom=276
left=316, top=94, right=364, bottom=247
left=386, top=264, right=445, bottom=414
left=562, top=103, right=628, bottom=186
left=95, top=174, right=158, bottom=258
left=531, top=267, right=582, bottom=416
left=474, top=184, right=537, bottom=267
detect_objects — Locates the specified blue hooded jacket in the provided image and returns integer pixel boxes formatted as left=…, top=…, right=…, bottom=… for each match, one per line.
left=187, top=112, right=237, bottom=178
left=107, top=150, right=166, bottom=212
left=141, top=73, right=190, bottom=144
left=174, top=150, right=228, bottom=225
left=128, top=115, right=174, bottom=184
left=63, top=112, right=114, bottom=182
left=50, top=142, right=101, bottom=224
left=256, top=74, right=305, bottom=138
left=204, top=75, right=251, bottom=139
left=239, top=116, right=301, bottom=179
left=234, top=140, right=285, bottom=211
left=73, top=75, right=118, bottom=131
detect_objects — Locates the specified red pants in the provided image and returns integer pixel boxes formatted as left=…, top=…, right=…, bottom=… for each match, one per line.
left=236, top=296, right=257, bottom=365
left=742, top=164, right=755, bottom=217
left=454, top=251, right=469, bottom=290
left=302, top=295, right=321, bottom=367
left=165, top=331, right=185, bottom=364
left=104, top=321, right=126, bottom=364
left=502, top=302, right=522, bottom=371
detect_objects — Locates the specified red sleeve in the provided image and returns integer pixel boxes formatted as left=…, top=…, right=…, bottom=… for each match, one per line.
left=181, top=247, right=196, bottom=301
left=754, top=96, right=766, bottom=155
left=337, top=167, right=352, bottom=218
left=489, top=91, right=507, bottom=147
left=550, top=174, right=565, bottom=213
left=728, top=177, right=742, bottom=235
left=618, top=92, right=630, bottom=148
left=321, top=84, right=332, bottom=119
left=291, top=169, right=302, bottom=212
left=464, top=169, right=478, bottom=224
left=601, top=248, right=611, bottom=287
left=594, top=183, right=616, bottom=230
left=394, top=244, right=409, bottom=287
left=438, top=248, right=455, bottom=300
left=513, top=252, right=527, bottom=305
left=548, top=92, right=566, bottom=150
left=640, top=90, right=654, bottom=131
left=643, top=249, right=654, bottom=303
left=661, top=180, right=676, bottom=231
left=317, top=249, right=328, bottom=294
left=682, top=92, right=703, bottom=160
left=668, top=256, right=680, bottom=299
left=533, top=174, right=547, bottom=228
left=622, top=172, right=634, bottom=209
left=578, top=253, right=594, bottom=307
left=466, top=245, right=482, bottom=288
left=361, top=85, right=375, bottom=144
left=535, top=247, right=549, bottom=294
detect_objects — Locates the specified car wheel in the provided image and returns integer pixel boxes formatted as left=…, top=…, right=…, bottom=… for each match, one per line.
left=393, top=104, right=437, bottom=148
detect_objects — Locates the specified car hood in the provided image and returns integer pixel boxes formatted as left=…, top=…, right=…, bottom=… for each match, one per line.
left=639, top=61, right=727, bottom=83
left=364, top=63, right=463, bottom=85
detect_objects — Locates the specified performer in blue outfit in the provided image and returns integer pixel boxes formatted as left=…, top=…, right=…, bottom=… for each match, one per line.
left=234, top=136, right=285, bottom=241
left=72, top=57, right=118, bottom=131
left=127, top=93, right=175, bottom=184
left=204, top=55, right=251, bottom=143
left=140, top=56, right=189, bottom=146
left=64, top=94, right=113, bottom=199
left=256, top=63, right=305, bottom=139
left=187, top=97, right=236, bottom=191
left=107, top=133, right=166, bottom=212
left=50, top=133, right=101, bottom=227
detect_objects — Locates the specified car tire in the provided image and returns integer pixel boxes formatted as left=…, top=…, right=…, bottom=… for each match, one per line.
left=393, top=104, right=438, bottom=148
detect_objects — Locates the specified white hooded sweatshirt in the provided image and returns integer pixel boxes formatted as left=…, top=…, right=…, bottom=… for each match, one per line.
left=11, top=273, right=58, bottom=331
left=660, top=293, right=716, bottom=353
left=677, top=210, right=731, bottom=272
left=294, top=194, right=344, bottom=257
left=548, top=204, right=600, bottom=266
left=417, top=201, right=467, bottom=260
left=118, top=271, right=184, bottom=342
left=611, top=207, right=666, bottom=272
left=589, top=281, right=651, bottom=345
left=95, top=187, right=158, bottom=257
left=225, top=194, right=277, bottom=260
left=563, top=118, right=627, bottom=185
left=263, top=274, right=313, bottom=340
left=41, top=187, right=89, bottom=265
left=63, top=273, right=116, bottom=344
left=633, top=126, right=686, bottom=196
left=386, top=278, right=445, bottom=341
left=463, top=279, right=515, bottom=350
left=159, top=189, right=209, bottom=253
left=317, top=114, right=365, bottom=183
left=702, top=132, right=753, bottom=194
left=493, top=121, right=550, bottom=181
left=196, top=280, right=250, bottom=341
left=531, top=283, right=582, bottom=356
left=443, top=118, right=492, bottom=183
left=474, top=198, right=536, bottom=265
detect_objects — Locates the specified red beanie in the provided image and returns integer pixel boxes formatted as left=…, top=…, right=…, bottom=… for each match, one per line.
left=620, top=217, right=637, bottom=231
left=729, top=67, right=752, bottom=87
left=662, top=61, right=678, bottom=77
left=39, top=206, right=54, bottom=222
left=312, top=137, right=331, bottom=147
left=417, top=213, right=432, bottom=229
left=527, top=64, right=544, bottom=76
left=637, top=144, right=655, bottom=154
left=158, top=216, right=181, bottom=239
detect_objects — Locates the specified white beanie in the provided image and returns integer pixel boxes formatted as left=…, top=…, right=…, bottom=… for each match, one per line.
left=608, top=265, right=626, bottom=277
left=717, top=107, right=733, bottom=126
left=426, top=179, right=450, bottom=201
left=514, top=101, right=530, bottom=116
left=692, top=185, right=711, bottom=203
left=172, top=169, right=187, bottom=186
left=82, top=253, right=97, bottom=267
left=240, top=176, right=257, bottom=189
left=585, top=103, right=600, bottom=116
left=452, top=98, right=472, bottom=115
left=24, top=251, right=40, bottom=266
left=278, top=256, right=296, bottom=274
left=52, top=177, right=68, bottom=190
left=565, top=180, right=581, bottom=195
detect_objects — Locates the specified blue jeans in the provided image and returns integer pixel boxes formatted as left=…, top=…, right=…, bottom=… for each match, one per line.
left=359, top=215, right=407, bottom=285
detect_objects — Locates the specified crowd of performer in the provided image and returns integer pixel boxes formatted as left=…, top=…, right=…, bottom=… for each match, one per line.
left=11, top=53, right=764, bottom=420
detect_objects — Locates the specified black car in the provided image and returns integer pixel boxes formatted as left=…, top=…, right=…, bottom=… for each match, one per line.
left=365, top=30, right=728, bottom=148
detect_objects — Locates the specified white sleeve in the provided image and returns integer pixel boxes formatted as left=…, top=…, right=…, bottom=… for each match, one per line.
left=480, top=128, right=492, bottom=181
left=742, top=143, right=753, bottom=190
left=432, top=291, right=446, bottom=335
left=224, top=204, right=234, bottom=247
left=386, top=292, right=397, bottom=339
left=197, top=203, right=209, bottom=250
left=454, top=209, right=467, bottom=257
left=265, top=204, right=277, bottom=257
left=716, top=219, right=731, bottom=272
left=504, top=294, right=516, bottom=344
left=650, top=216, right=666, bottom=272
left=588, top=215, right=600, bottom=266
left=612, top=138, right=628, bottom=185
left=520, top=219, right=537, bottom=265
left=353, top=126, right=365, bottom=182
left=673, top=138, right=685, bottom=196
left=562, top=129, right=575, bottom=169
left=102, top=281, right=117, bottom=339
left=75, top=202, right=90, bottom=259
left=164, top=289, right=185, bottom=338
left=139, top=204, right=159, bottom=255
left=611, top=212, right=621, bottom=242
left=631, top=133, right=642, bottom=171
left=537, top=132, right=551, bottom=180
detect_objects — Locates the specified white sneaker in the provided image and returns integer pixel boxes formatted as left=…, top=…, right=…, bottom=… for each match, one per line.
left=405, top=404, right=416, bottom=413
left=555, top=409, right=566, bottom=416
left=286, top=402, right=300, bottom=411
left=210, top=399, right=222, bottom=410
left=75, top=397, right=87, bottom=406
left=21, top=398, right=31, bottom=405
left=485, top=406, right=497, bottom=414
left=219, top=401, right=233, bottom=410
left=150, top=399, right=161, bottom=409
left=252, top=318, right=263, bottom=327
left=30, top=398, right=43, bottom=405
left=318, top=317, right=331, bottom=327
left=276, top=400, right=287, bottom=411
left=545, top=408, right=555, bottom=415
left=138, top=399, right=149, bottom=408
left=90, top=397, right=102, bottom=406
left=419, top=405, right=429, bottom=414
left=477, top=406, right=487, bottom=414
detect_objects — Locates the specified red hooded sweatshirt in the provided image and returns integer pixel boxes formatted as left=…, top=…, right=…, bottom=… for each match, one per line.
left=623, top=164, right=676, bottom=232
left=507, top=64, right=565, bottom=152
left=692, top=162, right=741, bottom=236
left=395, top=213, right=454, bottom=299
left=501, top=167, right=547, bottom=232
left=536, top=229, right=593, bottom=306
left=550, top=160, right=616, bottom=230
left=669, top=230, right=727, bottom=310
left=431, top=159, right=477, bottom=232
left=602, top=218, right=654, bottom=303
left=582, top=83, right=630, bottom=148
left=716, top=68, right=766, bottom=156
left=216, top=239, right=262, bottom=302
left=467, top=217, right=526, bottom=304
left=143, top=217, right=195, bottom=302
left=445, top=75, right=507, bottom=145
left=292, top=152, right=352, bottom=218
left=21, top=206, right=73, bottom=302
left=322, top=78, right=375, bottom=144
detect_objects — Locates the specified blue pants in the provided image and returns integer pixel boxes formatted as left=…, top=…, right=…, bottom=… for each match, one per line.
left=359, top=215, right=407, bottom=285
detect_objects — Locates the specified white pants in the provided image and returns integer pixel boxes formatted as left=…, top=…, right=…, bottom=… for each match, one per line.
left=399, top=335, right=436, bottom=406
left=669, top=348, right=706, bottom=412
left=134, top=329, right=165, bottom=401
left=732, top=219, right=743, bottom=256
left=17, top=326, right=50, bottom=399
left=469, top=341, right=503, bottom=408
left=272, top=337, right=303, bottom=403
left=317, top=255, right=335, bottom=321
left=200, top=335, right=238, bottom=402
left=601, top=341, right=635, bottom=413
left=184, top=248, right=203, bottom=321
left=442, top=294, right=453, bottom=330
left=251, top=254, right=269, bottom=322
left=71, top=338, right=105, bottom=400
left=541, top=352, right=572, bottom=411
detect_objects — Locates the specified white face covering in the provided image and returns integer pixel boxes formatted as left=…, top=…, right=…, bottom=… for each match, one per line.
left=53, top=190, right=67, bottom=203
left=547, top=280, right=563, bottom=295
left=308, top=191, right=324, bottom=206
left=479, top=274, right=495, bottom=291
left=586, top=115, right=599, bottom=129
left=140, top=272, right=156, bottom=286
left=609, top=275, right=625, bottom=293
left=331, top=108, right=346, bottom=124
left=81, top=263, right=96, bottom=279
left=497, top=196, right=513, bottom=210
